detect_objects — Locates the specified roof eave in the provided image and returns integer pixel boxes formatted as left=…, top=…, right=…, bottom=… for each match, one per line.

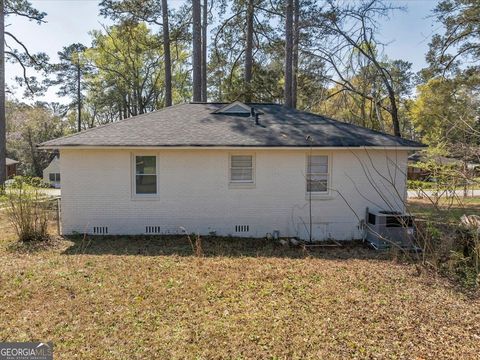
left=38, top=144, right=426, bottom=151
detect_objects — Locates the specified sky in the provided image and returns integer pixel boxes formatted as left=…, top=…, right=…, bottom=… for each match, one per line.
left=5, top=0, right=440, bottom=104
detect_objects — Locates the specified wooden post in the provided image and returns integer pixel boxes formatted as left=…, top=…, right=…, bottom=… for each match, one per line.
left=56, top=197, right=61, bottom=235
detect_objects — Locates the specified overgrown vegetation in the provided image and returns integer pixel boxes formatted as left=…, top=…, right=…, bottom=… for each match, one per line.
left=409, top=198, right=480, bottom=290
left=4, top=176, right=51, bottom=242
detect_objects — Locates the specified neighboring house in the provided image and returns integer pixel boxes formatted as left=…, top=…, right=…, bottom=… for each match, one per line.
left=407, top=152, right=478, bottom=180
left=43, top=156, right=61, bottom=188
left=40, top=102, right=424, bottom=240
left=5, top=158, right=19, bottom=179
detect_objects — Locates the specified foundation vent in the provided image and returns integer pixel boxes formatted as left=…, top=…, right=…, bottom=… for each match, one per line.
left=235, top=225, right=250, bottom=233
left=93, top=226, right=108, bottom=235
left=145, top=226, right=162, bottom=234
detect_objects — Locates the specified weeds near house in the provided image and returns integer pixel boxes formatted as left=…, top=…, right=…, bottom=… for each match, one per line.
left=194, top=233, right=204, bottom=257
left=410, top=203, right=480, bottom=290
left=4, top=176, right=50, bottom=242
left=180, top=227, right=204, bottom=257
left=343, top=149, right=480, bottom=291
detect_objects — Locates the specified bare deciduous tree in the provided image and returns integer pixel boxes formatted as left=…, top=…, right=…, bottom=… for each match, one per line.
left=307, top=0, right=404, bottom=137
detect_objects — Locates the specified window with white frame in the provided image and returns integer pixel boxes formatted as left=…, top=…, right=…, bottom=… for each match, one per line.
left=230, top=155, right=254, bottom=183
left=135, top=156, right=157, bottom=194
left=306, top=155, right=329, bottom=193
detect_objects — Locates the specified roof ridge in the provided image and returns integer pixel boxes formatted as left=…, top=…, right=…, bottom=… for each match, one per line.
left=189, top=102, right=281, bottom=106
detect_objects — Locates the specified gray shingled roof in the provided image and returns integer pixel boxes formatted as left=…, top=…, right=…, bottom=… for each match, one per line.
left=40, top=103, right=424, bottom=148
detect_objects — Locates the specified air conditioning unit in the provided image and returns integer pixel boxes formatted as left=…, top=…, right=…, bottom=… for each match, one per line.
left=366, top=210, right=417, bottom=250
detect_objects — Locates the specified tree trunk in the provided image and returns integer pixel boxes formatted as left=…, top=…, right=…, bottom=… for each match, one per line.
left=201, top=0, right=208, bottom=102
left=118, top=102, right=123, bottom=120
left=162, top=0, right=172, bottom=107
left=292, top=0, right=299, bottom=109
left=373, top=98, right=385, bottom=132
left=244, top=0, right=254, bottom=103
left=77, top=62, right=82, bottom=132
left=387, top=88, right=401, bottom=137
left=360, top=95, right=366, bottom=128
left=137, top=87, right=144, bottom=114
left=192, top=0, right=202, bottom=102
left=218, top=77, right=222, bottom=101
left=284, top=0, right=293, bottom=108
left=26, top=128, right=41, bottom=177
left=0, top=0, right=5, bottom=185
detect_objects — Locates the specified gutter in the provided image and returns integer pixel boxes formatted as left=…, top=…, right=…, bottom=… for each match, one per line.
left=38, top=145, right=425, bottom=151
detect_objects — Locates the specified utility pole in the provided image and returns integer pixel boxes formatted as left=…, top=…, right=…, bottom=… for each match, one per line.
left=0, top=0, right=6, bottom=186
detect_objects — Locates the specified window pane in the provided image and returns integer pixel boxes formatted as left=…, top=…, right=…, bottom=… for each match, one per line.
left=231, top=155, right=252, bottom=168
left=136, top=175, right=157, bottom=194
left=231, top=168, right=253, bottom=181
left=136, top=156, right=156, bottom=175
left=307, top=174, right=328, bottom=192
left=49, top=173, right=55, bottom=181
left=230, top=155, right=253, bottom=182
left=307, top=156, right=328, bottom=173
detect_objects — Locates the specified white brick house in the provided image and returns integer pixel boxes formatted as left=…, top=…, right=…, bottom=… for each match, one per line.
left=43, top=156, right=61, bottom=188
left=40, top=102, right=423, bottom=240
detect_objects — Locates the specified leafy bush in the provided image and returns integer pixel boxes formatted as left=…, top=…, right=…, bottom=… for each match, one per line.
left=416, top=220, right=480, bottom=290
left=407, top=180, right=435, bottom=190
left=453, top=226, right=480, bottom=288
left=5, top=176, right=51, bottom=242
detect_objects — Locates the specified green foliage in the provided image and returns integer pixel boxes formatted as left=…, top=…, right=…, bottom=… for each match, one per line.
left=448, top=227, right=480, bottom=289
left=99, top=0, right=162, bottom=25
left=5, top=0, right=46, bottom=23
left=415, top=216, right=479, bottom=290
left=4, top=176, right=50, bottom=243
left=407, top=180, right=435, bottom=190
left=426, top=0, right=480, bottom=76
left=50, top=43, right=90, bottom=108
left=410, top=77, right=480, bottom=147
left=6, top=100, right=67, bottom=176
left=85, top=21, right=190, bottom=122
left=4, top=0, right=51, bottom=95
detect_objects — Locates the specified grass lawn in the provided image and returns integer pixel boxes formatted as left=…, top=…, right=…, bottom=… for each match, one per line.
left=1, top=210, right=479, bottom=359
left=408, top=196, right=480, bottom=221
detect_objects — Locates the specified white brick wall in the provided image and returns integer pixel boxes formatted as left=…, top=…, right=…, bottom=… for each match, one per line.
left=60, top=148, right=408, bottom=240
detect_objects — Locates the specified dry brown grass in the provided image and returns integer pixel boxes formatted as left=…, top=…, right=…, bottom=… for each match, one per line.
left=1, top=210, right=479, bottom=359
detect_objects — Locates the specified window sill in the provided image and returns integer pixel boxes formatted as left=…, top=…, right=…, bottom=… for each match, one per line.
left=229, top=182, right=256, bottom=189
left=305, top=193, right=334, bottom=200
left=131, top=194, right=160, bottom=201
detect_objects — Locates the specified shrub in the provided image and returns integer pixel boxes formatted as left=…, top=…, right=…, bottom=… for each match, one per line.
left=416, top=218, right=480, bottom=290
left=407, top=180, right=436, bottom=190
left=5, top=176, right=51, bottom=242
